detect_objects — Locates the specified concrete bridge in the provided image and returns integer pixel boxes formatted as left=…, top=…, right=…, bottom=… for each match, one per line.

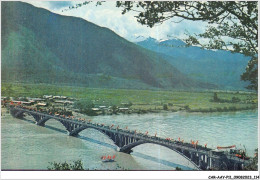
left=9, top=105, right=249, bottom=170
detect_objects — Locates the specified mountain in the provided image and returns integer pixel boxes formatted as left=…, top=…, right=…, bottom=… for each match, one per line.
left=137, top=37, right=250, bottom=90
left=1, top=2, right=216, bottom=90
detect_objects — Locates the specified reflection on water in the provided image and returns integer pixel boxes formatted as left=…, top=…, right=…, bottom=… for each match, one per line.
left=1, top=110, right=257, bottom=170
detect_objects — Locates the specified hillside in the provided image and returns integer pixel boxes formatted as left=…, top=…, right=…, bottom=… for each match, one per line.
left=137, top=38, right=250, bottom=90
left=1, top=2, right=216, bottom=90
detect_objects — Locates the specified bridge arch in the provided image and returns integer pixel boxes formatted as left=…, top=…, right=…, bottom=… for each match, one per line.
left=69, top=126, right=122, bottom=148
left=9, top=107, right=247, bottom=170
left=120, top=140, right=200, bottom=170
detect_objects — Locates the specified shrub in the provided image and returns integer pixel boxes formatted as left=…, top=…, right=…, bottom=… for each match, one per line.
left=184, top=105, right=190, bottom=111
left=47, top=160, right=84, bottom=170
left=74, top=99, right=94, bottom=111
left=216, top=107, right=222, bottom=112
left=175, top=167, right=182, bottom=171
left=231, top=97, right=241, bottom=103
left=229, top=106, right=237, bottom=111
left=163, top=104, right=168, bottom=110
left=213, top=92, right=219, bottom=102
left=244, top=148, right=258, bottom=170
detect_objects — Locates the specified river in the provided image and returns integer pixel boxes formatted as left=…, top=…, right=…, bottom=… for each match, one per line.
left=1, top=109, right=258, bottom=170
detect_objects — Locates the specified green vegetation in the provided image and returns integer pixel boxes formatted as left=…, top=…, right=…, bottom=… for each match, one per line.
left=115, top=1, right=258, bottom=91
left=47, top=160, right=84, bottom=170
left=175, top=167, right=182, bottom=171
left=211, top=92, right=242, bottom=103
left=137, top=38, right=250, bottom=91
left=47, top=160, right=130, bottom=170
left=244, top=148, right=258, bottom=171
left=2, top=83, right=257, bottom=113
left=2, top=2, right=215, bottom=90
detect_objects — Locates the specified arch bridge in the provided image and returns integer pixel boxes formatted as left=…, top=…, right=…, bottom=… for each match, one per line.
left=9, top=106, right=249, bottom=170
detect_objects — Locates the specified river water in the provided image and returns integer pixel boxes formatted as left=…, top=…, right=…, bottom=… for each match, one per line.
left=1, top=109, right=258, bottom=170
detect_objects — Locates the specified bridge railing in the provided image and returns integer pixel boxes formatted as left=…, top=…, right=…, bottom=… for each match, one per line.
left=11, top=106, right=212, bottom=153
left=10, top=106, right=249, bottom=163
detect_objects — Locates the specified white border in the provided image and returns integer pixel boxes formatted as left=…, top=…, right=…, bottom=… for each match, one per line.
left=0, top=0, right=259, bottom=179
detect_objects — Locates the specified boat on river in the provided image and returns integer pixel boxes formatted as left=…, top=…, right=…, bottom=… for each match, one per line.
left=217, top=145, right=236, bottom=150
left=101, top=155, right=116, bottom=162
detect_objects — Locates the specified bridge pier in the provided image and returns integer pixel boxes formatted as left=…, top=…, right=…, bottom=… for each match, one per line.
left=36, top=116, right=51, bottom=126
left=8, top=106, right=249, bottom=171
left=10, top=108, right=24, bottom=119
left=198, top=154, right=208, bottom=170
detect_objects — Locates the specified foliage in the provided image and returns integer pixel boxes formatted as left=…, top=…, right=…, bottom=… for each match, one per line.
left=175, top=167, right=182, bottom=171
left=2, top=2, right=215, bottom=91
left=137, top=38, right=250, bottom=90
left=114, top=1, right=258, bottom=91
left=111, top=105, right=118, bottom=114
left=184, top=105, right=190, bottom=111
left=74, top=99, right=97, bottom=115
left=231, top=97, right=241, bottom=103
left=122, top=102, right=133, bottom=107
left=213, top=92, right=219, bottom=102
left=212, top=92, right=241, bottom=104
left=46, top=107, right=73, bottom=116
left=1, top=84, right=14, bottom=97
left=244, top=148, right=258, bottom=170
left=74, top=99, right=94, bottom=111
left=163, top=104, right=168, bottom=110
left=47, top=160, right=84, bottom=170
left=1, top=83, right=257, bottom=113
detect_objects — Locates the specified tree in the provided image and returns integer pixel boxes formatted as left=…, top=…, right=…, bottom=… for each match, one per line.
left=116, top=1, right=258, bottom=91
left=2, top=84, right=15, bottom=97
left=213, top=92, right=219, bottom=102
left=163, top=104, right=168, bottom=110
left=69, top=1, right=258, bottom=91
left=244, top=148, right=258, bottom=170
left=175, top=166, right=182, bottom=171
left=74, top=99, right=94, bottom=111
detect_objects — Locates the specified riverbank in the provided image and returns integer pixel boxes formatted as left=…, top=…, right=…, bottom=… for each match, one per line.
left=1, top=83, right=257, bottom=116
left=2, top=107, right=258, bottom=170
left=85, top=106, right=257, bottom=116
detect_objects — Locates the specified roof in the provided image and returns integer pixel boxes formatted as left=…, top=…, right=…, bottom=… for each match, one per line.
left=92, top=108, right=100, bottom=111
left=37, top=103, right=47, bottom=106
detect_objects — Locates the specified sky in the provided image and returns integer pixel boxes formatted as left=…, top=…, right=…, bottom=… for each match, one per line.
left=23, top=1, right=208, bottom=42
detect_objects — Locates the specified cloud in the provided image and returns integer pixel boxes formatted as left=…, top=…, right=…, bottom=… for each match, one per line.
left=48, top=1, right=73, bottom=10
left=25, top=1, right=208, bottom=42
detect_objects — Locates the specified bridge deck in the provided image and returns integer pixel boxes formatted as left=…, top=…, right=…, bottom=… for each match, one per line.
left=10, top=106, right=249, bottom=166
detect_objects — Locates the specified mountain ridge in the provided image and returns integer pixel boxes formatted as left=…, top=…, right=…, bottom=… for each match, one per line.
left=136, top=37, right=250, bottom=90
left=1, top=1, right=217, bottom=90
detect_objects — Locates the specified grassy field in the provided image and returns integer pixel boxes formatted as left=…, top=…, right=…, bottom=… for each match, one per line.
left=1, top=83, right=257, bottom=112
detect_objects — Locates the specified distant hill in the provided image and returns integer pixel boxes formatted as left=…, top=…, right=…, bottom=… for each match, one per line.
left=1, top=2, right=216, bottom=90
left=137, top=37, right=250, bottom=90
